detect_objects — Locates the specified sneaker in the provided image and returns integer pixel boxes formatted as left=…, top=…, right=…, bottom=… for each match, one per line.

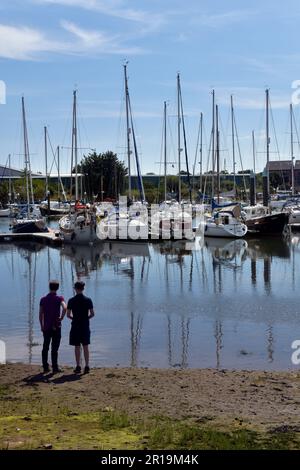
left=74, top=366, right=81, bottom=374
left=52, top=367, right=63, bottom=374
left=43, top=366, right=50, bottom=373
left=84, top=366, right=90, bottom=374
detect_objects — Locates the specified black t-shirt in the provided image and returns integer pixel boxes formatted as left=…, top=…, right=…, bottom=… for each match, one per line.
left=67, top=294, right=93, bottom=327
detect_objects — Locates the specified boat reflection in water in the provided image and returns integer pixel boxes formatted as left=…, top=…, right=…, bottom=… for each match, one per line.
left=60, top=242, right=150, bottom=278
left=1, top=234, right=300, bottom=370
left=205, top=237, right=248, bottom=269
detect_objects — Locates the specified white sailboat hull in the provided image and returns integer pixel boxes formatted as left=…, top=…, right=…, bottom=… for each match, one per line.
left=0, top=208, right=10, bottom=217
left=59, top=214, right=98, bottom=244
left=202, top=221, right=247, bottom=238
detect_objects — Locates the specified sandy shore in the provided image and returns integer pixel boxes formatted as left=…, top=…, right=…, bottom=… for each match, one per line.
left=1, top=364, right=300, bottom=449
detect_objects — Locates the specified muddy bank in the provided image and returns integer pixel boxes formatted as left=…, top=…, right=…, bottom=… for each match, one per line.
left=1, top=364, right=300, bottom=449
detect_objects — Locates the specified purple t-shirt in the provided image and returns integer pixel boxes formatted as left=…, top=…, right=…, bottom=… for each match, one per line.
left=40, top=293, right=64, bottom=331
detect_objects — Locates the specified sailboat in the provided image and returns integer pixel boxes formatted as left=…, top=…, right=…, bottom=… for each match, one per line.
left=59, top=91, right=97, bottom=244
left=97, top=64, right=148, bottom=241
left=200, top=100, right=247, bottom=238
left=39, top=133, right=70, bottom=217
left=0, top=205, right=10, bottom=217
left=150, top=81, right=193, bottom=240
left=11, top=98, right=48, bottom=234
left=243, top=90, right=288, bottom=235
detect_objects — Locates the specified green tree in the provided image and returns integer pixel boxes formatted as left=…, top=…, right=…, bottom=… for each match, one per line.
left=77, top=151, right=128, bottom=200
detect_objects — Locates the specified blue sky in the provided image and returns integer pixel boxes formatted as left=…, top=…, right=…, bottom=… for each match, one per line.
left=1, top=0, right=300, bottom=175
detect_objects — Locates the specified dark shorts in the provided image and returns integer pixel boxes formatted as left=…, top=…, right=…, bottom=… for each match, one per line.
left=69, top=325, right=90, bottom=346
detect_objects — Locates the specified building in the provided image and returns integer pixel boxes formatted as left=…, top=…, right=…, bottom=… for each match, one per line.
left=266, top=160, right=300, bottom=191
left=294, top=160, right=300, bottom=190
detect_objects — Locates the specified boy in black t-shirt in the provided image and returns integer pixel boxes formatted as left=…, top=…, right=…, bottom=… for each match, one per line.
left=67, top=281, right=95, bottom=374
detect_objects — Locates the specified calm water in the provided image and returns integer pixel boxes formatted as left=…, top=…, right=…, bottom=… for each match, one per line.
left=1, top=218, right=300, bottom=370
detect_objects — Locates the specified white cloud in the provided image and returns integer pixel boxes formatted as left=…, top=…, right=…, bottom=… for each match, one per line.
left=34, top=0, right=166, bottom=31
left=0, top=21, right=142, bottom=60
left=60, top=20, right=142, bottom=54
left=0, top=24, right=68, bottom=60
left=216, top=87, right=290, bottom=110
left=193, top=9, right=257, bottom=28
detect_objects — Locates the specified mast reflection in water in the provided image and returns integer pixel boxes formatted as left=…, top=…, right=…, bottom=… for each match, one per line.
left=0, top=232, right=299, bottom=370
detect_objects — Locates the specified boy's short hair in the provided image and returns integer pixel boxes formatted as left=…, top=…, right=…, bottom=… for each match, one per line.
left=49, top=280, right=59, bottom=291
left=74, top=281, right=85, bottom=291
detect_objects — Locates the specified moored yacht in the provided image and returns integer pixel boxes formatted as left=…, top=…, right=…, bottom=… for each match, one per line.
left=201, top=207, right=247, bottom=238
left=242, top=204, right=288, bottom=235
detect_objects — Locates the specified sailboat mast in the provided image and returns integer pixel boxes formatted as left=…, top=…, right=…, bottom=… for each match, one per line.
left=73, top=90, right=78, bottom=201
left=44, top=126, right=48, bottom=198
left=252, top=130, right=256, bottom=175
left=164, top=101, right=167, bottom=202
left=290, top=103, right=295, bottom=196
left=129, top=100, right=145, bottom=202
left=8, top=154, right=12, bottom=204
left=124, top=63, right=132, bottom=200
left=266, top=89, right=270, bottom=201
left=230, top=95, right=236, bottom=194
left=250, top=130, right=256, bottom=206
left=177, top=73, right=181, bottom=203
left=216, top=104, right=220, bottom=204
left=211, top=90, right=215, bottom=200
left=199, top=112, right=203, bottom=195
left=22, top=97, right=32, bottom=213
left=57, top=145, right=60, bottom=201
left=179, top=80, right=192, bottom=204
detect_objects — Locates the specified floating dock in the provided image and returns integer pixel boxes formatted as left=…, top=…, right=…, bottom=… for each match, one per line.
left=0, top=229, right=63, bottom=246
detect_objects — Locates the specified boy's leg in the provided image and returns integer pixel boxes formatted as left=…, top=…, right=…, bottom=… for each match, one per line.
left=75, top=345, right=81, bottom=367
left=83, top=345, right=89, bottom=367
left=42, top=331, right=51, bottom=371
left=51, top=329, right=61, bottom=371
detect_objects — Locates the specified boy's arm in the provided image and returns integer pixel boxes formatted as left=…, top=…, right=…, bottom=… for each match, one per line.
left=39, top=305, right=44, bottom=331
left=60, top=300, right=67, bottom=320
left=88, top=308, right=95, bottom=319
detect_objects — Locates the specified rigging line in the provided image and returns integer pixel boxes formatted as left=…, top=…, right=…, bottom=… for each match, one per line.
left=200, top=116, right=209, bottom=192
left=179, top=84, right=192, bottom=202
left=32, top=128, right=44, bottom=174
left=156, top=105, right=164, bottom=203
left=192, top=113, right=202, bottom=190
left=128, top=95, right=145, bottom=202
left=203, top=129, right=213, bottom=199
left=282, top=109, right=290, bottom=160
left=167, top=112, right=178, bottom=169
left=47, top=131, right=67, bottom=199
left=115, top=75, right=126, bottom=159
left=0, top=154, right=9, bottom=181
left=77, top=101, right=92, bottom=152
left=292, top=107, right=300, bottom=155
left=129, top=103, right=145, bottom=172
left=218, top=111, right=230, bottom=172
left=60, top=97, right=73, bottom=152
left=224, top=105, right=231, bottom=150
left=269, top=98, right=286, bottom=190
left=255, top=105, right=266, bottom=169
left=233, top=110, right=247, bottom=195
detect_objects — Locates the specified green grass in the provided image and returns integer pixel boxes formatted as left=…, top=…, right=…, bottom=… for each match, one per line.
left=0, top=384, right=11, bottom=397
left=0, top=393, right=299, bottom=450
left=2, top=410, right=298, bottom=450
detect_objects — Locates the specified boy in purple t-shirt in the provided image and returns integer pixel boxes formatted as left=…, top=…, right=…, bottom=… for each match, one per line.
left=39, top=280, right=66, bottom=373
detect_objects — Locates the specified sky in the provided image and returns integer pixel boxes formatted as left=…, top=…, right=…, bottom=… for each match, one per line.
left=1, top=0, right=300, bottom=176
